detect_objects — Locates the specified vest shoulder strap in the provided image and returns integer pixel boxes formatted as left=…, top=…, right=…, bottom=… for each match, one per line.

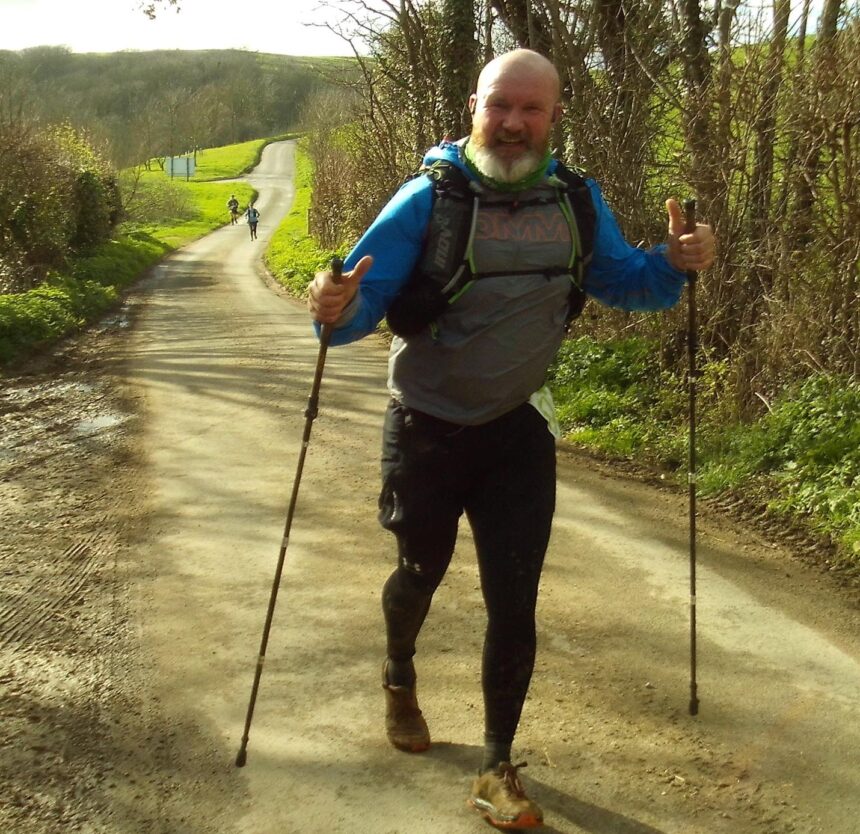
left=551, top=161, right=596, bottom=273
left=385, top=158, right=596, bottom=337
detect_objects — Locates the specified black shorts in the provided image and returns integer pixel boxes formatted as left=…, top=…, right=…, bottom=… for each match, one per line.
left=378, top=399, right=556, bottom=583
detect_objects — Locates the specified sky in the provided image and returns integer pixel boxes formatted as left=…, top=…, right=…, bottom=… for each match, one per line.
left=0, top=0, right=831, bottom=58
left=0, top=0, right=360, bottom=57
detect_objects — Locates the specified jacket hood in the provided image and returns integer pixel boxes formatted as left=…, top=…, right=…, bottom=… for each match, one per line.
left=421, top=138, right=469, bottom=172
left=422, top=138, right=559, bottom=182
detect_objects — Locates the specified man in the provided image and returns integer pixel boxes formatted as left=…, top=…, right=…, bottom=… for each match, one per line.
left=246, top=202, right=260, bottom=240
left=308, top=49, right=715, bottom=829
left=227, top=194, right=240, bottom=224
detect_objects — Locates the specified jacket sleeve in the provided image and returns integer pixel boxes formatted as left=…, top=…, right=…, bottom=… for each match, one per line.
left=318, top=176, right=434, bottom=346
left=583, top=180, right=687, bottom=312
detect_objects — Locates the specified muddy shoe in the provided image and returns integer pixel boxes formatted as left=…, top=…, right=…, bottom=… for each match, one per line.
left=469, top=761, right=543, bottom=829
left=382, top=662, right=430, bottom=753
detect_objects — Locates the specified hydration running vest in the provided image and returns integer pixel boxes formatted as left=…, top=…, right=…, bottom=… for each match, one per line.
left=386, top=159, right=596, bottom=338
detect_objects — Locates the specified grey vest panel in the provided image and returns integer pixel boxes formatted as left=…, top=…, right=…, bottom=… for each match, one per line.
left=388, top=185, right=573, bottom=425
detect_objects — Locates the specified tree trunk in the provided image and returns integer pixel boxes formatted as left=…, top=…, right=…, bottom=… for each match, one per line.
left=440, top=0, right=478, bottom=137
left=791, top=0, right=843, bottom=246
left=678, top=0, right=712, bottom=194
left=748, top=0, right=790, bottom=281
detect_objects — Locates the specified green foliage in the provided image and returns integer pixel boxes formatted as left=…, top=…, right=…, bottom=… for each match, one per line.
left=548, top=336, right=678, bottom=460
left=0, top=234, right=169, bottom=364
left=698, top=375, right=860, bottom=558
left=549, top=336, right=658, bottom=392
left=0, top=120, right=120, bottom=290
left=6, top=190, right=69, bottom=269
left=0, top=278, right=112, bottom=363
left=71, top=236, right=169, bottom=287
left=0, top=139, right=255, bottom=366
left=266, top=143, right=339, bottom=295
left=548, top=336, right=860, bottom=566
left=70, top=170, right=119, bottom=251
left=51, top=123, right=120, bottom=254
left=191, top=139, right=272, bottom=181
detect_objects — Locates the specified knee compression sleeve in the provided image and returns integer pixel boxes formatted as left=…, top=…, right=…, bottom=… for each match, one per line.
left=382, top=565, right=438, bottom=663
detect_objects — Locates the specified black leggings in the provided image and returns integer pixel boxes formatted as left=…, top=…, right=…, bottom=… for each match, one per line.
left=378, top=399, right=556, bottom=745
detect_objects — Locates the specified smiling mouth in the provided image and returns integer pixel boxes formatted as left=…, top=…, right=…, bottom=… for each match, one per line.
left=495, top=137, right=527, bottom=151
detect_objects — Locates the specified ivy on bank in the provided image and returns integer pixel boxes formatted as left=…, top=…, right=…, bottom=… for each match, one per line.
left=0, top=235, right=169, bottom=364
left=265, top=141, right=340, bottom=293
left=548, top=337, right=860, bottom=568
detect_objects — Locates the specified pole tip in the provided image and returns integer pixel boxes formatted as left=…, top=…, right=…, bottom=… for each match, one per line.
left=689, top=698, right=699, bottom=716
left=235, top=748, right=247, bottom=767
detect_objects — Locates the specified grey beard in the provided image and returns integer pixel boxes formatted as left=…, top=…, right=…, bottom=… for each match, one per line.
left=469, top=143, right=544, bottom=184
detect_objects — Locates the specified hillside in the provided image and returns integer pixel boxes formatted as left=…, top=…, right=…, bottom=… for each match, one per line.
left=0, top=46, right=357, bottom=165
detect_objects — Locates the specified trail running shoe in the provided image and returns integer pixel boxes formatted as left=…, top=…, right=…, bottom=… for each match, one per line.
left=469, top=761, right=544, bottom=829
left=382, top=662, right=430, bottom=753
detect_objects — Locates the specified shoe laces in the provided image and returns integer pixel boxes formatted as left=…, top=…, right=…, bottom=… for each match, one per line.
left=498, top=761, right=529, bottom=799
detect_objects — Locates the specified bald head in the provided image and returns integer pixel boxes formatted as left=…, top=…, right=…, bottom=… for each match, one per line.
left=467, top=49, right=562, bottom=184
left=475, top=49, right=561, bottom=104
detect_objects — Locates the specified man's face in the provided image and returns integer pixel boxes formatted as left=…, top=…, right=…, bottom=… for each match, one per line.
left=468, top=65, right=561, bottom=180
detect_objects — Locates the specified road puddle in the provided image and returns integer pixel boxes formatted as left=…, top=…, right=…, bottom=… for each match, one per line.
left=73, top=413, right=127, bottom=436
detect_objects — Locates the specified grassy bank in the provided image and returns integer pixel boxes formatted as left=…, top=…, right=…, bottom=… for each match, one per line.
left=264, top=142, right=340, bottom=291
left=0, top=139, right=272, bottom=367
left=548, top=337, right=859, bottom=570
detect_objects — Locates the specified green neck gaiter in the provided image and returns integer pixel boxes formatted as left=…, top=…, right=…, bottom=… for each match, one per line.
left=463, top=140, right=551, bottom=192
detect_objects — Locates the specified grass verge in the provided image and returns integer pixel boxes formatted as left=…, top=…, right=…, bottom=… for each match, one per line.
left=265, top=140, right=340, bottom=292
left=548, top=336, right=860, bottom=572
left=0, top=139, right=278, bottom=368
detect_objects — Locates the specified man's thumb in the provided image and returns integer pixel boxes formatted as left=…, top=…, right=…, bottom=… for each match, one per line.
left=666, top=198, right=685, bottom=238
left=347, top=254, right=374, bottom=283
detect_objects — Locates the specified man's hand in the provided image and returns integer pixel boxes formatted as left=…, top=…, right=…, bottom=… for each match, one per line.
left=666, top=199, right=716, bottom=273
left=307, top=255, right=374, bottom=324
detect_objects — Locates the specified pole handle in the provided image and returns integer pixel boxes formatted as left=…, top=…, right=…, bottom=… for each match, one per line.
left=683, top=199, right=698, bottom=286
left=319, top=257, right=344, bottom=349
left=330, top=257, right=344, bottom=284
left=683, top=198, right=697, bottom=235
left=683, top=199, right=698, bottom=277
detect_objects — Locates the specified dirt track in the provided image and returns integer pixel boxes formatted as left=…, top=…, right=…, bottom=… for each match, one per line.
left=1, top=140, right=859, bottom=834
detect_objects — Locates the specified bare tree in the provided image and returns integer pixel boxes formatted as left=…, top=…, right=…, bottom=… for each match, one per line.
left=440, top=0, right=479, bottom=137
left=791, top=0, right=845, bottom=246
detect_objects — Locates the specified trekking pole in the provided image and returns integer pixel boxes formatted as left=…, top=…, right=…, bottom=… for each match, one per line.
left=684, top=199, right=700, bottom=717
left=235, top=257, right=344, bottom=767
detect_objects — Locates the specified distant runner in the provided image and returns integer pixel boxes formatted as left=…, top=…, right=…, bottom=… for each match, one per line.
left=245, top=204, right=260, bottom=240
left=227, top=195, right=240, bottom=225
